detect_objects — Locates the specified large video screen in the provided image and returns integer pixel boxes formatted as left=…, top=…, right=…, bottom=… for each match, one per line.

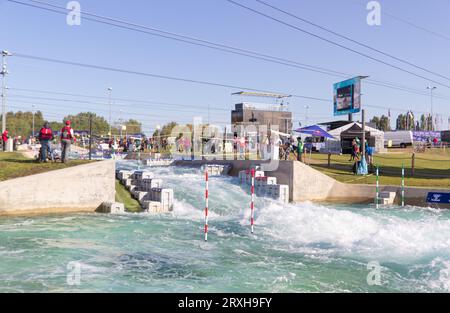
left=333, top=77, right=361, bottom=116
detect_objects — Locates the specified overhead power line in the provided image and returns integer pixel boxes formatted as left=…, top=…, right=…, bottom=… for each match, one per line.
left=12, top=52, right=330, bottom=102
left=8, top=91, right=334, bottom=118
left=224, top=0, right=450, bottom=90
left=7, top=0, right=450, bottom=100
left=10, top=86, right=449, bottom=117
left=255, top=0, right=450, bottom=82
left=347, top=0, right=450, bottom=42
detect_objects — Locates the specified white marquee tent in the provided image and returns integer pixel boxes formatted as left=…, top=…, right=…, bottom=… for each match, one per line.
left=328, top=122, right=386, bottom=153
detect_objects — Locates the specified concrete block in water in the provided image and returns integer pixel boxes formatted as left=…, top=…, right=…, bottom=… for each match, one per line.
left=97, top=202, right=125, bottom=214
left=255, top=184, right=266, bottom=197
left=124, top=179, right=140, bottom=188
left=142, top=201, right=167, bottom=213
left=139, top=179, right=163, bottom=190
left=132, top=191, right=149, bottom=202
left=269, top=184, right=289, bottom=204
left=255, top=176, right=277, bottom=188
left=125, top=183, right=136, bottom=192
left=378, top=192, right=397, bottom=205
left=131, top=171, right=154, bottom=180
left=149, top=188, right=174, bottom=211
left=255, top=170, right=265, bottom=178
left=117, top=170, right=133, bottom=181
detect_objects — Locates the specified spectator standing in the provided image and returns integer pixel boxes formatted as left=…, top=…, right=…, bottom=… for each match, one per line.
left=38, top=122, right=54, bottom=162
left=2, top=129, right=9, bottom=151
left=296, top=137, right=304, bottom=162
left=60, top=120, right=75, bottom=163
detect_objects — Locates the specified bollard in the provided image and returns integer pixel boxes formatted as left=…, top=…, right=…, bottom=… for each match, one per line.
left=204, top=169, right=209, bottom=241
left=250, top=168, right=255, bottom=234
left=411, top=153, right=415, bottom=177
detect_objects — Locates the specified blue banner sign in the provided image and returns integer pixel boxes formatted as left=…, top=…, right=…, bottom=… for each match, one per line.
left=413, top=131, right=441, bottom=143
left=333, top=77, right=361, bottom=116
left=426, top=192, right=450, bottom=204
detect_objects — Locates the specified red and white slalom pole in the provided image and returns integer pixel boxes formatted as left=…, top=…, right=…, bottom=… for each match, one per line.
left=204, top=169, right=209, bottom=241
left=250, top=168, right=255, bottom=234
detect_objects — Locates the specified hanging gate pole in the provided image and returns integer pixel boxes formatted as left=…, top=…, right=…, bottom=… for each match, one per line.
left=204, top=169, right=209, bottom=241
left=376, top=166, right=379, bottom=209
left=401, top=163, right=405, bottom=207
left=250, top=168, right=255, bottom=234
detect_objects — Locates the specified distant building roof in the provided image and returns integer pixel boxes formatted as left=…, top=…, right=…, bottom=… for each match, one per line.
left=318, top=120, right=353, bottom=130
left=232, top=91, right=291, bottom=99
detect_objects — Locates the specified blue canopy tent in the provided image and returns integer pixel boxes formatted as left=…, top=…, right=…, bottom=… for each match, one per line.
left=294, top=125, right=335, bottom=139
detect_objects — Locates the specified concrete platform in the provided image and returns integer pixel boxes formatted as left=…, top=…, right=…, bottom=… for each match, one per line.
left=174, top=159, right=450, bottom=208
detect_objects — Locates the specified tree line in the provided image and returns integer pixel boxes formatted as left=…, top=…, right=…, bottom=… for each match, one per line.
left=1, top=111, right=142, bottom=138
left=370, top=112, right=435, bottom=131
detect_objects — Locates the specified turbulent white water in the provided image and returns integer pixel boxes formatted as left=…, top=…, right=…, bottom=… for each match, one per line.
left=0, top=161, right=449, bottom=292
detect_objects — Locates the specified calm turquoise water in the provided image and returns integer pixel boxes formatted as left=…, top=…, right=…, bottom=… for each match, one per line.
left=0, top=161, right=449, bottom=293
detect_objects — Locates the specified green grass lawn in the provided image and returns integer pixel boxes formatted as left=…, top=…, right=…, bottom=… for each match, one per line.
left=0, top=152, right=92, bottom=182
left=115, top=180, right=142, bottom=213
left=307, top=149, right=450, bottom=188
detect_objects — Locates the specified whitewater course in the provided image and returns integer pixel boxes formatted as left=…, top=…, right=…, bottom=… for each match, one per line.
left=0, top=159, right=450, bottom=293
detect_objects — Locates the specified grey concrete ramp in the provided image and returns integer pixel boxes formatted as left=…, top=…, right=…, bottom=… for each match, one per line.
left=0, top=160, right=115, bottom=216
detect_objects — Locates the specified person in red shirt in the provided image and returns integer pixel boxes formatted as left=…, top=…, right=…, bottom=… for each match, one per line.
left=60, top=120, right=75, bottom=163
left=38, top=122, right=54, bottom=162
left=2, top=129, right=9, bottom=152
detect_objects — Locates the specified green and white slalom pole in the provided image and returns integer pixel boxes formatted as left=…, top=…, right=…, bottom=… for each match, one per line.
left=376, top=166, right=379, bottom=209
left=401, top=163, right=405, bottom=207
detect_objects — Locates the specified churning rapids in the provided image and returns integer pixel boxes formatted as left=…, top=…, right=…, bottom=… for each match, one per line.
left=0, top=160, right=449, bottom=292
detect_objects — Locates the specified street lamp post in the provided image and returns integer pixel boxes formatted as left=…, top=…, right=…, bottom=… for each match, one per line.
left=304, top=105, right=310, bottom=126
left=426, top=86, right=437, bottom=131
left=32, top=104, right=35, bottom=140
left=156, top=124, right=161, bottom=153
left=1, top=50, right=12, bottom=134
left=107, top=87, right=113, bottom=140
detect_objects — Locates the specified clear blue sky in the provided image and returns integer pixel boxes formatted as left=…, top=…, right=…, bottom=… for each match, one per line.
left=1, top=0, right=450, bottom=133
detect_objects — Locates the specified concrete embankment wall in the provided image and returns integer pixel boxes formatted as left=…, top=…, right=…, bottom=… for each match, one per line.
left=175, top=159, right=450, bottom=207
left=0, top=160, right=115, bottom=216
left=292, top=161, right=449, bottom=207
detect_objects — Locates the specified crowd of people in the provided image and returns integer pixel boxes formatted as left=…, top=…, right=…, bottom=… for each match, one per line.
left=108, top=136, right=165, bottom=155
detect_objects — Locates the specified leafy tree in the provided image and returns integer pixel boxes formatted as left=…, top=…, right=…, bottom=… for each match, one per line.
left=153, top=121, right=178, bottom=138
left=63, top=112, right=109, bottom=136
left=1, top=110, right=45, bottom=138
left=370, top=115, right=391, bottom=131
left=370, top=116, right=380, bottom=129
left=379, top=115, right=391, bottom=131
left=123, top=119, right=142, bottom=135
